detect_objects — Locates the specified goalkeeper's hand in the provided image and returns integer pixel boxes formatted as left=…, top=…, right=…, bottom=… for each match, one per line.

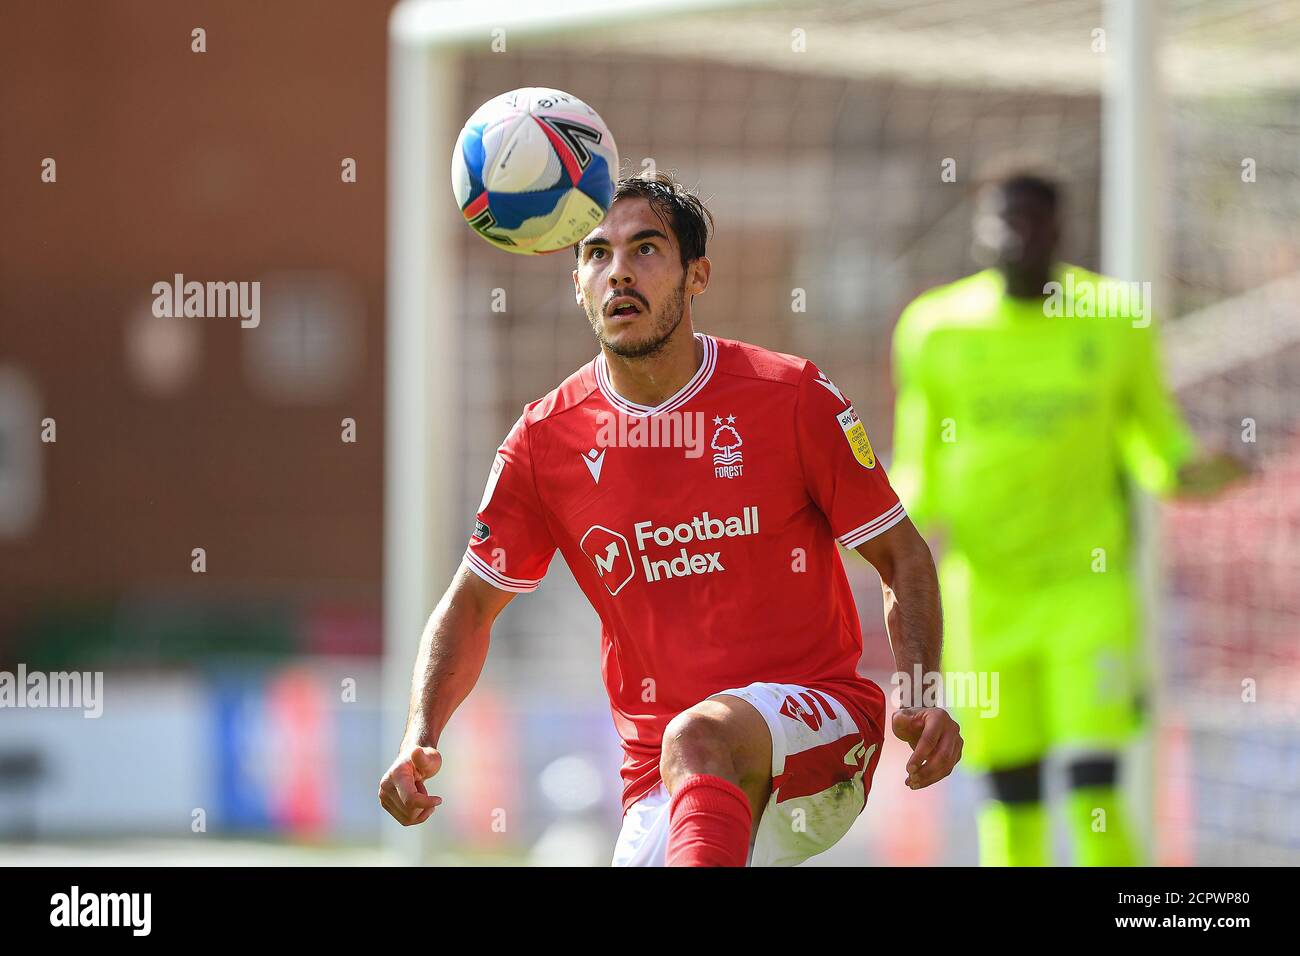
left=1176, top=450, right=1251, bottom=498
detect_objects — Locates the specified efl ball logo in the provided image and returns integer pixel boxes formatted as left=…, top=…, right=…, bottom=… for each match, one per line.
left=451, top=87, right=619, bottom=255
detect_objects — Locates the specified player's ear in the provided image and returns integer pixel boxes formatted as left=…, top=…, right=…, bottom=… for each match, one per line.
left=572, top=268, right=583, bottom=308
left=687, top=256, right=711, bottom=297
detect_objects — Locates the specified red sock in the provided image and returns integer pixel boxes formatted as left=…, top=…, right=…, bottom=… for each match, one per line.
left=665, top=774, right=752, bottom=867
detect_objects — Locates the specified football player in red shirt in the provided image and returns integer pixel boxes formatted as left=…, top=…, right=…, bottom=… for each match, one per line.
left=379, top=171, right=961, bottom=866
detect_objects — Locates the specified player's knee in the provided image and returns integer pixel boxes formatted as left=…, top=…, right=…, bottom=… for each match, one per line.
left=659, top=708, right=735, bottom=782
left=987, top=760, right=1043, bottom=804
left=1067, top=754, right=1120, bottom=790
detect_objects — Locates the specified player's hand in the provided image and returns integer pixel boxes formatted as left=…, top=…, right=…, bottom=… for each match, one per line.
left=891, top=706, right=962, bottom=790
left=378, top=745, right=444, bottom=826
left=1177, top=450, right=1252, bottom=499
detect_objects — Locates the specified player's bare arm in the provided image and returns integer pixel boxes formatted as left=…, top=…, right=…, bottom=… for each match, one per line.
left=855, top=517, right=962, bottom=790
left=377, top=560, right=515, bottom=827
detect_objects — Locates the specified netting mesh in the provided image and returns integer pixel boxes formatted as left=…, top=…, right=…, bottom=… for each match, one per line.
left=1160, top=87, right=1300, bottom=864
left=440, top=0, right=1300, bottom=863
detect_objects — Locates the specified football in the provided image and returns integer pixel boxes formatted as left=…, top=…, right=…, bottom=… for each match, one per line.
left=451, top=87, right=619, bottom=255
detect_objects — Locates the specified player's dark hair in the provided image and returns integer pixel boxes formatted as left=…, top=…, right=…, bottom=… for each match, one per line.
left=995, top=171, right=1061, bottom=213
left=576, top=170, right=714, bottom=267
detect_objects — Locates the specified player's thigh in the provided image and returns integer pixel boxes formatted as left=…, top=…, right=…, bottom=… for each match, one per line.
left=1044, top=577, right=1141, bottom=750
left=720, top=681, right=883, bottom=867
left=947, top=648, right=1045, bottom=772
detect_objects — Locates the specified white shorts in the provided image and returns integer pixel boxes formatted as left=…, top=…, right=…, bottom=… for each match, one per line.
left=611, top=680, right=883, bottom=867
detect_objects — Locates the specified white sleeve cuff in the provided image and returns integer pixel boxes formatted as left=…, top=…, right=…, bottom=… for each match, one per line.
left=837, top=502, right=907, bottom=550
left=464, top=549, right=542, bottom=593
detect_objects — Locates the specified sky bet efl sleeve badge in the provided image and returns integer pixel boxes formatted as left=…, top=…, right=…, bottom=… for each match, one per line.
left=836, top=406, right=877, bottom=469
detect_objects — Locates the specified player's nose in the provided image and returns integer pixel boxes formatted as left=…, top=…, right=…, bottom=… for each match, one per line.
left=606, top=264, right=635, bottom=286
left=605, top=248, right=640, bottom=282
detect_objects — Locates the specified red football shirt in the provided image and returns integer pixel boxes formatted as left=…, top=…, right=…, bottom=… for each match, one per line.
left=465, top=333, right=906, bottom=811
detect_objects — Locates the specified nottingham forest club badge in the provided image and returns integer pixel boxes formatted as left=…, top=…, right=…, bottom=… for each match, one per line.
left=836, top=407, right=877, bottom=469
left=710, top=414, right=744, bottom=479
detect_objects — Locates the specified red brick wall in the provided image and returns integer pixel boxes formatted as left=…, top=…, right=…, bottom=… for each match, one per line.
left=0, top=1, right=395, bottom=610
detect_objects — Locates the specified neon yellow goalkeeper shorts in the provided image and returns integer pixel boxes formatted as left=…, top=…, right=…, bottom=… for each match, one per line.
left=937, top=553, right=1145, bottom=772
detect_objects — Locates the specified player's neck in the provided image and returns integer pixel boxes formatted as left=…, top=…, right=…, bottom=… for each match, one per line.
left=1000, top=264, right=1055, bottom=300
left=602, top=325, right=703, bottom=409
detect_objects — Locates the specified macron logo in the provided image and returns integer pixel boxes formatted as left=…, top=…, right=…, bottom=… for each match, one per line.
left=582, top=447, right=606, bottom=484
left=814, top=370, right=846, bottom=405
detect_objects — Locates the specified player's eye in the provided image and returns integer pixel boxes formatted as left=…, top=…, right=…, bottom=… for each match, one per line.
left=589, top=248, right=606, bottom=260
left=639, top=243, right=655, bottom=255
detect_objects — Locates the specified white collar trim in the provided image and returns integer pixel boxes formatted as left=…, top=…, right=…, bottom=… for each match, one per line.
left=595, top=333, right=716, bottom=418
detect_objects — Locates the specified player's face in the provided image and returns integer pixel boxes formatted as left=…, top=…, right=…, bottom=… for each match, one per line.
left=974, top=186, right=1059, bottom=274
left=573, top=198, right=705, bottom=359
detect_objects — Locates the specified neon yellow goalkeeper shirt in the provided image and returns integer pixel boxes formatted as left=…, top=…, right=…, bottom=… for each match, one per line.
left=890, top=265, right=1197, bottom=580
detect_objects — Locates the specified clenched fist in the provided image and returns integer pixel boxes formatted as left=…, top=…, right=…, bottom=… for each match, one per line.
left=378, top=745, right=444, bottom=826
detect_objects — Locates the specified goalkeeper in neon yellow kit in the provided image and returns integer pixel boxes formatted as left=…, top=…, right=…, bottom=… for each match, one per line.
left=890, top=172, right=1246, bottom=866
